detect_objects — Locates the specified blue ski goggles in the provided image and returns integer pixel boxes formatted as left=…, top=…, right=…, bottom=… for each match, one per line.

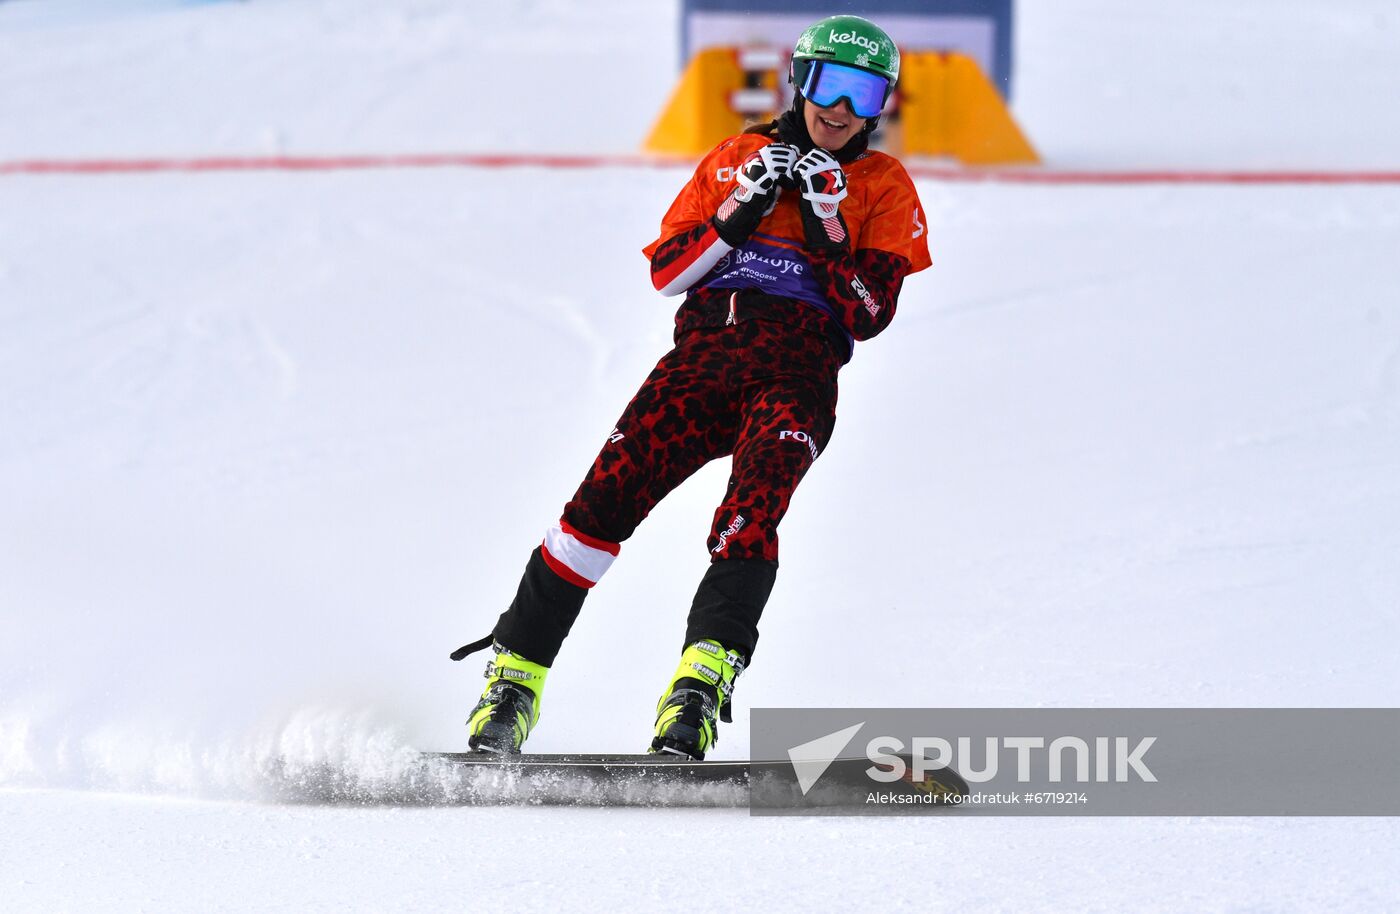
left=793, top=59, right=892, bottom=119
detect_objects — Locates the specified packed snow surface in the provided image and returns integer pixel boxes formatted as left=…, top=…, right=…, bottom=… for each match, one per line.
left=2, top=0, right=1398, bottom=911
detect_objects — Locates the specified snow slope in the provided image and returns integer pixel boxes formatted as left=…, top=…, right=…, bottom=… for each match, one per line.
left=2, top=1, right=1399, bottom=911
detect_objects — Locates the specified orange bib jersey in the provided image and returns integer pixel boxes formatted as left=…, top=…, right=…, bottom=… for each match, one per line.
left=643, top=134, right=931, bottom=352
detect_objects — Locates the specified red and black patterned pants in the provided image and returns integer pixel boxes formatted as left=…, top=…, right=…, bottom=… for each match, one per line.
left=492, top=317, right=841, bottom=665
left=565, top=318, right=840, bottom=561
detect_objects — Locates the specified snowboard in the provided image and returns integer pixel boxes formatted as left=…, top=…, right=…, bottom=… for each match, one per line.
left=420, top=751, right=970, bottom=809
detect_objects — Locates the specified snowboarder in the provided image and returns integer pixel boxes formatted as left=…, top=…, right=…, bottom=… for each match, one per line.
left=454, top=15, right=932, bottom=759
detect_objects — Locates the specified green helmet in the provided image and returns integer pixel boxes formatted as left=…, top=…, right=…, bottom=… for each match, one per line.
left=791, top=15, right=900, bottom=85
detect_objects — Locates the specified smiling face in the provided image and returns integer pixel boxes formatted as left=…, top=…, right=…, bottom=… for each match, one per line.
left=803, top=98, right=867, bottom=151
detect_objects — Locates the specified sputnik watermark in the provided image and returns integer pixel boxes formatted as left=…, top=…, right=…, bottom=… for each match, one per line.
left=864, top=735, right=1157, bottom=784
left=866, top=790, right=1091, bottom=806
left=787, top=727, right=1155, bottom=797
left=752, top=709, right=1400, bottom=816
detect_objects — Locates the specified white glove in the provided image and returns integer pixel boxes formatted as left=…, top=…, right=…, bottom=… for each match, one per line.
left=713, top=143, right=800, bottom=245
left=792, top=148, right=850, bottom=250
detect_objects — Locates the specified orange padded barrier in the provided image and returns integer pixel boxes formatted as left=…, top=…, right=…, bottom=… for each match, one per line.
left=896, top=51, right=1039, bottom=164
left=644, top=48, right=753, bottom=156
left=644, top=47, right=1038, bottom=165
